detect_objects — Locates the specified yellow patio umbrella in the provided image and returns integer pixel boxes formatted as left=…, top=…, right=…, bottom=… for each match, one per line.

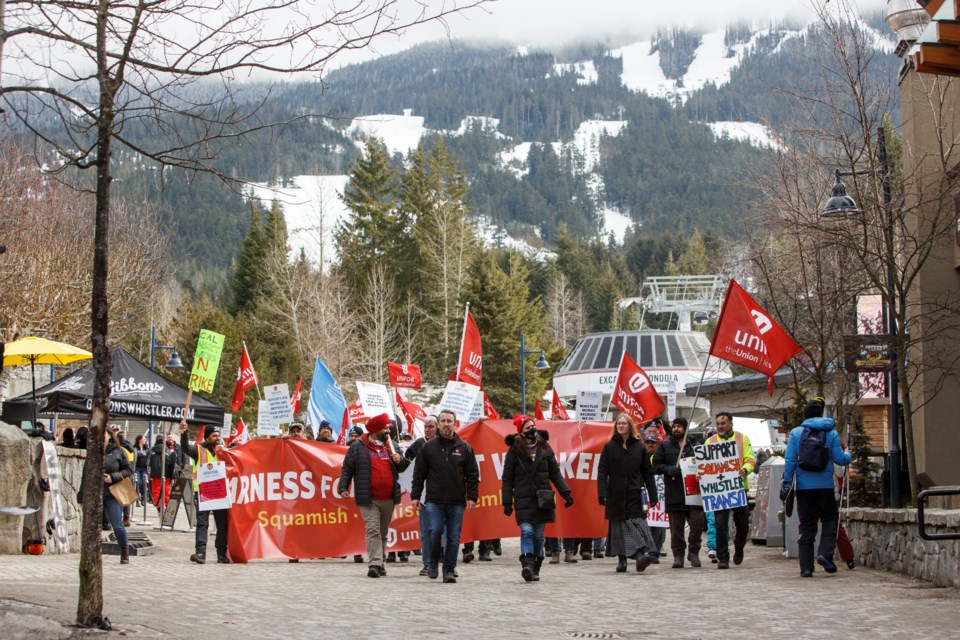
left=3, top=336, right=93, bottom=425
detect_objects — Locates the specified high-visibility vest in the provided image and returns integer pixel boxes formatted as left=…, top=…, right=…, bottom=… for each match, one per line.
left=706, top=431, right=756, bottom=490
left=192, top=445, right=218, bottom=492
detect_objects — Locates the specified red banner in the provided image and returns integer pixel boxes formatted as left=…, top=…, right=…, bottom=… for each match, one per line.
left=612, top=352, right=665, bottom=424
left=230, top=345, right=259, bottom=412
left=387, top=361, right=422, bottom=389
left=457, top=311, right=482, bottom=386
left=710, top=279, right=802, bottom=394
left=221, top=420, right=612, bottom=562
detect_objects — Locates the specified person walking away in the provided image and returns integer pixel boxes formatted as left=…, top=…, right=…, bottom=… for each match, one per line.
left=501, top=414, right=573, bottom=582
left=148, top=435, right=177, bottom=511
left=180, top=420, right=230, bottom=564
left=598, top=413, right=658, bottom=573
left=706, top=412, right=756, bottom=569
left=405, top=415, right=439, bottom=576
left=780, top=399, right=852, bottom=577
left=411, top=409, right=480, bottom=583
left=338, top=413, right=410, bottom=578
left=133, top=435, right=150, bottom=506
left=78, top=427, right=134, bottom=564
left=652, top=417, right=706, bottom=568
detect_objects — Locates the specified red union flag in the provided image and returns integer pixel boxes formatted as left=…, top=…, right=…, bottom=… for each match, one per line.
left=534, top=398, right=546, bottom=420
left=551, top=389, right=570, bottom=420
left=348, top=400, right=367, bottom=424
left=290, top=378, right=303, bottom=414
left=456, top=310, right=482, bottom=386
left=710, top=280, right=802, bottom=395
left=230, top=344, right=259, bottom=412
left=612, top=352, right=665, bottom=424
left=226, top=418, right=249, bottom=447
left=482, top=387, right=500, bottom=420
left=387, top=362, right=422, bottom=389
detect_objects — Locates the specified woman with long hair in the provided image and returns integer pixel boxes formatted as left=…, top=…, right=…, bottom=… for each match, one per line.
left=501, top=414, right=574, bottom=582
left=78, top=427, right=134, bottom=564
left=598, top=413, right=659, bottom=573
left=133, top=434, right=150, bottom=506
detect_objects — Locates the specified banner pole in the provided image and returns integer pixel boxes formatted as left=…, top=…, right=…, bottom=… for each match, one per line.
left=455, top=303, right=469, bottom=381
left=244, top=341, right=264, bottom=401
left=679, top=354, right=712, bottom=454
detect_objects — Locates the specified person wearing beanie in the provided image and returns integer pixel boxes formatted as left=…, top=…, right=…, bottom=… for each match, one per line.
left=652, top=416, right=705, bottom=569
left=316, top=420, right=335, bottom=443
left=501, top=414, right=573, bottom=582
left=180, top=419, right=230, bottom=564
left=781, top=398, right=852, bottom=577
left=338, top=412, right=411, bottom=578
left=705, top=412, right=757, bottom=569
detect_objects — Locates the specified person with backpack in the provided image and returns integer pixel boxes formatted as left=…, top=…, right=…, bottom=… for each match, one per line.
left=780, top=398, right=852, bottom=578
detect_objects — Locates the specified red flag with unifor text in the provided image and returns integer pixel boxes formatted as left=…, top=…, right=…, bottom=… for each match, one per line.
left=551, top=388, right=570, bottom=420
left=456, top=310, right=482, bottom=386
left=226, top=418, right=249, bottom=447
left=482, top=387, right=500, bottom=420
left=534, top=398, right=546, bottom=420
left=336, top=409, right=350, bottom=446
left=395, top=389, right=427, bottom=434
left=387, top=362, right=422, bottom=389
left=230, top=344, right=259, bottom=412
left=290, top=378, right=302, bottom=415
left=709, top=279, right=803, bottom=395
left=612, top=352, right=665, bottom=425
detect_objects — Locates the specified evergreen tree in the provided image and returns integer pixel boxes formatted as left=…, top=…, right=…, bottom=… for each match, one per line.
left=229, top=200, right=267, bottom=315
left=848, top=416, right=882, bottom=507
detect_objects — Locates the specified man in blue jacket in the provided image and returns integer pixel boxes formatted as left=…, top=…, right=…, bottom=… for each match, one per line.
left=781, top=399, right=852, bottom=577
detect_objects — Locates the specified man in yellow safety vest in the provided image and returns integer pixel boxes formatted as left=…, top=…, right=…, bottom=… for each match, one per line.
left=706, top=412, right=756, bottom=570
left=180, top=420, right=230, bottom=564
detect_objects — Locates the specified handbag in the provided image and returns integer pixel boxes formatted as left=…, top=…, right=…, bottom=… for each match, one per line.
left=108, top=476, right=139, bottom=507
left=536, top=488, right=556, bottom=510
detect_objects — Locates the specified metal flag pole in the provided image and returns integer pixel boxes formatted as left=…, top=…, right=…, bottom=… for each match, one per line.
left=677, top=354, right=713, bottom=455
left=455, top=303, right=469, bottom=381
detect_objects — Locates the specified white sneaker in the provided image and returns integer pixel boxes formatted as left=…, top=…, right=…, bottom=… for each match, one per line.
left=707, top=549, right=718, bottom=563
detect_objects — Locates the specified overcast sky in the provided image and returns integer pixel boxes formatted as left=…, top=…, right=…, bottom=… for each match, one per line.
left=349, top=0, right=890, bottom=62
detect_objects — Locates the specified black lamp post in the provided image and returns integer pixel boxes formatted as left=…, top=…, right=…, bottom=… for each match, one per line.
left=519, top=332, right=549, bottom=415
left=148, top=325, right=183, bottom=444
left=823, top=127, right=902, bottom=508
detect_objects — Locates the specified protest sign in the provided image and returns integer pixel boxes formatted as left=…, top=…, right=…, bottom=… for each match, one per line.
left=694, top=440, right=748, bottom=513
left=264, top=383, right=294, bottom=425
left=257, top=399, right=279, bottom=436
left=438, top=380, right=481, bottom=423
left=189, top=329, right=226, bottom=393
left=576, top=391, right=603, bottom=421
left=647, top=474, right=669, bottom=528
left=197, top=461, right=231, bottom=511
left=680, top=456, right=702, bottom=507
left=356, top=381, right=394, bottom=419
left=221, top=413, right=233, bottom=439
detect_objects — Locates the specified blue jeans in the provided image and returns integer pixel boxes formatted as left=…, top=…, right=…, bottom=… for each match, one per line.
left=103, top=490, right=128, bottom=547
left=419, top=501, right=442, bottom=567
left=519, top=522, right=545, bottom=556
left=135, top=468, right=149, bottom=502
left=545, top=537, right=578, bottom=553
left=423, top=503, right=465, bottom=574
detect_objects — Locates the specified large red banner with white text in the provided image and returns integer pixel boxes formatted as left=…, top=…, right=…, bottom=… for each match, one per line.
left=222, top=420, right=613, bottom=562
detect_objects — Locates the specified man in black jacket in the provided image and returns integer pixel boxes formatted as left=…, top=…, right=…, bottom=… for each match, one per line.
left=405, top=415, right=439, bottom=576
left=652, top=417, right=705, bottom=569
left=411, top=409, right=479, bottom=583
left=338, top=413, right=410, bottom=578
left=180, top=420, right=229, bottom=564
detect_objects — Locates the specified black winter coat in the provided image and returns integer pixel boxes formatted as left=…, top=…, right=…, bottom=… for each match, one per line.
left=597, top=433, right=657, bottom=521
left=338, top=436, right=411, bottom=506
left=148, top=443, right=180, bottom=479
left=78, top=443, right=133, bottom=504
left=652, top=435, right=700, bottom=512
left=411, top=433, right=479, bottom=505
left=501, top=430, right=571, bottom=525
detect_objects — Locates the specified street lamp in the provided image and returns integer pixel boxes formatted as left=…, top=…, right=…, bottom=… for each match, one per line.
left=144, top=326, right=183, bottom=525
left=823, top=127, right=903, bottom=508
left=519, top=332, right=549, bottom=415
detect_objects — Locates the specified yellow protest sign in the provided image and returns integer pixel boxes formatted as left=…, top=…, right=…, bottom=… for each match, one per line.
left=189, top=329, right=225, bottom=394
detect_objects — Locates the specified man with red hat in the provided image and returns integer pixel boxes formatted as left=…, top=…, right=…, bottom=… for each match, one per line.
left=338, top=412, right=410, bottom=578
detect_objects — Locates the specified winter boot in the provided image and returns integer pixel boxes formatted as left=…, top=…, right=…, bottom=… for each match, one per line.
left=687, top=551, right=701, bottom=567
left=672, top=555, right=684, bottom=569
left=520, top=553, right=536, bottom=582
left=616, top=555, right=628, bottom=573
left=563, top=551, right=578, bottom=563
left=120, top=547, right=130, bottom=564
left=549, top=552, right=560, bottom=564
left=635, top=551, right=652, bottom=573
left=533, top=555, right=544, bottom=581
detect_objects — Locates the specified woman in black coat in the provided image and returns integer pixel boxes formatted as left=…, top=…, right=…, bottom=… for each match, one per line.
left=598, top=413, right=659, bottom=573
left=501, top=414, right=573, bottom=582
left=78, top=427, right=134, bottom=564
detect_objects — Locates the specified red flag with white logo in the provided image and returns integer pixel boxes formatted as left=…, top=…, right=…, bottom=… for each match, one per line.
left=394, top=389, right=427, bottom=434
left=230, top=344, right=259, bottom=412
left=226, top=418, right=249, bottom=447
left=348, top=400, right=367, bottom=424
left=534, top=398, right=546, bottom=420
left=551, top=389, right=570, bottom=420
left=482, top=387, right=500, bottom=420
left=612, top=352, right=665, bottom=424
left=387, top=362, right=422, bottom=389
left=456, top=310, right=482, bottom=386
left=336, top=409, right=350, bottom=446
left=709, top=279, right=802, bottom=395
left=290, top=378, right=302, bottom=414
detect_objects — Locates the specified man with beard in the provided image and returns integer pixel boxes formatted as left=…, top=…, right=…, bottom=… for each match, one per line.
left=180, top=421, right=230, bottom=564
left=338, top=413, right=410, bottom=578
left=652, top=417, right=705, bottom=568
left=411, top=409, right=479, bottom=583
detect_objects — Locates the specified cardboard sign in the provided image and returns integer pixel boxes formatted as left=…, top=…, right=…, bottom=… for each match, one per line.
left=680, top=456, right=703, bottom=507
left=667, top=380, right=677, bottom=422
left=264, top=383, right=294, bottom=425
left=221, top=413, right=233, bottom=439
left=576, top=391, right=603, bottom=421
left=189, top=329, right=226, bottom=393
left=438, top=380, right=481, bottom=423
left=197, top=461, right=231, bottom=511
left=647, top=473, right=669, bottom=528
left=356, top=381, right=395, bottom=419
left=40, top=441, right=69, bottom=553
left=257, top=399, right=280, bottom=436
left=694, top=440, right=748, bottom=513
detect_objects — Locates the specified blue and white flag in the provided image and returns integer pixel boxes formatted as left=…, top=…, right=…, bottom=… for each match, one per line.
left=306, top=356, right=348, bottom=437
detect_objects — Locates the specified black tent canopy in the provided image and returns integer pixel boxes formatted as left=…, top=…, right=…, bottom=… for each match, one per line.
left=4, top=347, right=224, bottom=426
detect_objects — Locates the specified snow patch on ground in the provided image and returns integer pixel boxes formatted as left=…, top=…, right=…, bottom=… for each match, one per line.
left=599, top=206, right=634, bottom=244
left=611, top=41, right=673, bottom=97
left=347, top=109, right=425, bottom=156
left=246, top=175, right=350, bottom=269
left=446, top=115, right=506, bottom=138
left=475, top=216, right=556, bottom=262
left=706, top=121, right=783, bottom=150
left=572, top=119, right=627, bottom=173
left=553, top=60, right=598, bottom=85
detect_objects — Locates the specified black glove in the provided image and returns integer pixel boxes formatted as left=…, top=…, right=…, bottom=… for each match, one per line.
left=668, top=466, right=681, bottom=478
left=598, top=496, right=606, bottom=506
left=503, top=504, right=513, bottom=517
left=779, top=483, right=791, bottom=502
left=564, top=495, right=574, bottom=509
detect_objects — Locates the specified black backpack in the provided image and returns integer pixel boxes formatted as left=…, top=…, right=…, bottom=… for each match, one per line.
left=797, top=427, right=829, bottom=471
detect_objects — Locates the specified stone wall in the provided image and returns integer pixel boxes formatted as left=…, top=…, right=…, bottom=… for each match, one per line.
left=0, top=424, right=32, bottom=554
left=847, top=507, right=960, bottom=589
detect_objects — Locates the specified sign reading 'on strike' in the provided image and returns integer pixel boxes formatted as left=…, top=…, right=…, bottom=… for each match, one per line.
left=189, top=329, right=226, bottom=393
